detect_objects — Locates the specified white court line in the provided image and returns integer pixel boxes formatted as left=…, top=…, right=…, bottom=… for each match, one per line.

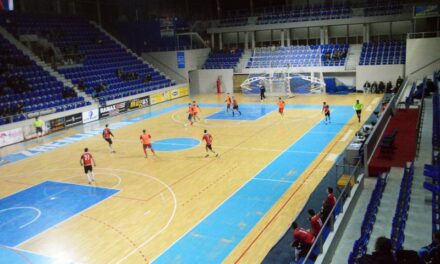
left=0, top=207, right=42, bottom=229
left=148, top=117, right=321, bottom=263
left=144, top=210, right=151, bottom=216
left=252, top=178, right=294, bottom=184
left=60, top=172, right=122, bottom=189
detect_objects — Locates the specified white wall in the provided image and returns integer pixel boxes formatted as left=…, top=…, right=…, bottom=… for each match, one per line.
left=143, top=48, right=210, bottom=80
left=356, top=65, right=404, bottom=91
left=406, top=37, right=440, bottom=79
left=189, top=69, right=234, bottom=94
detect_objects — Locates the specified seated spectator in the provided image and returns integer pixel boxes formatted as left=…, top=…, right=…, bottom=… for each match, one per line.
left=371, top=81, right=378, bottom=93
left=358, top=236, right=396, bottom=264
left=378, top=81, right=385, bottom=93
left=396, top=76, right=403, bottom=88
left=308, top=209, right=323, bottom=237
left=291, top=222, right=315, bottom=261
left=325, top=187, right=336, bottom=209
left=386, top=81, right=393, bottom=93
left=418, top=230, right=440, bottom=263
left=78, top=80, right=86, bottom=91
left=363, top=81, right=371, bottom=93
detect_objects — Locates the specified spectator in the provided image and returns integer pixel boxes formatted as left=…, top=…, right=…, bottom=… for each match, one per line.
left=358, top=237, right=396, bottom=264
left=78, top=80, right=86, bottom=91
left=320, top=199, right=333, bottom=225
left=325, top=187, right=336, bottom=208
left=308, top=209, right=323, bottom=237
left=371, top=81, right=378, bottom=93
left=386, top=81, right=393, bottom=93
left=418, top=230, right=440, bottom=263
left=291, top=222, right=315, bottom=260
left=396, top=76, right=403, bottom=88
left=363, top=81, right=371, bottom=93
left=378, top=81, right=385, bottom=93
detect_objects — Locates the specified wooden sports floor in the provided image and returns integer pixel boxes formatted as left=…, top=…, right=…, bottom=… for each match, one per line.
left=0, top=93, right=381, bottom=264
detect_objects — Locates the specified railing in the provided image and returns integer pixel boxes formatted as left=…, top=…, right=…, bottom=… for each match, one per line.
left=302, top=160, right=362, bottom=263
left=416, top=80, right=426, bottom=157
left=407, top=31, right=440, bottom=39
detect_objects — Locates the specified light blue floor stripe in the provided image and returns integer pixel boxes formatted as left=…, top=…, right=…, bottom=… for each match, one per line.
left=152, top=106, right=353, bottom=264
left=0, top=246, right=60, bottom=264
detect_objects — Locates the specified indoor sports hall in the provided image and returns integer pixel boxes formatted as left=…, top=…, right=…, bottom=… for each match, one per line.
left=0, top=1, right=439, bottom=264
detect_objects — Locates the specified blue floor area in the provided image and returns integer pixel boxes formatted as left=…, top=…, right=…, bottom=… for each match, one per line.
left=0, top=246, right=58, bottom=264
left=153, top=138, right=200, bottom=151
left=0, top=181, right=118, bottom=247
left=205, top=104, right=277, bottom=121
left=153, top=106, right=353, bottom=264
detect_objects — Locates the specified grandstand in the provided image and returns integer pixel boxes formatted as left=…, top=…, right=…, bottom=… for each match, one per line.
left=0, top=0, right=439, bottom=264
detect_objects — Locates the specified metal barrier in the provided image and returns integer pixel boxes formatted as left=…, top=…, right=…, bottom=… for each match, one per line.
left=302, top=160, right=362, bottom=263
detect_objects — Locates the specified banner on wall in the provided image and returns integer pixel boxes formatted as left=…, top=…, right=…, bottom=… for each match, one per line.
left=128, top=96, right=150, bottom=110
left=150, top=91, right=171, bottom=105
left=82, top=109, right=99, bottom=124
left=0, top=127, right=24, bottom=147
left=65, top=113, right=83, bottom=127
left=170, top=86, right=189, bottom=99
left=99, top=102, right=128, bottom=118
left=414, top=5, right=439, bottom=17
left=49, top=117, right=66, bottom=132
left=177, top=51, right=185, bottom=69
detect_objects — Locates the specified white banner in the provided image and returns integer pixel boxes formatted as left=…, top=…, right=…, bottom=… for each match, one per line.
left=82, top=109, right=99, bottom=124
left=0, top=127, right=24, bottom=147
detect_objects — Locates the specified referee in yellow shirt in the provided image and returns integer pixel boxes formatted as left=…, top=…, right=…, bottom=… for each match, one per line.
left=353, top=100, right=363, bottom=123
left=34, top=117, right=44, bottom=138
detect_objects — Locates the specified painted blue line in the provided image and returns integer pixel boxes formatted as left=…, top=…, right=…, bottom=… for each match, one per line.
left=0, top=246, right=57, bottom=264
left=0, top=181, right=119, bottom=247
left=152, top=106, right=354, bottom=264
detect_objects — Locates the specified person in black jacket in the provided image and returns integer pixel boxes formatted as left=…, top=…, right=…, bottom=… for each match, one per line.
left=358, top=237, right=396, bottom=264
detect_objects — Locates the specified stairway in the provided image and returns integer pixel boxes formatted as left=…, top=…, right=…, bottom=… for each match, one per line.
left=0, top=26, right=97, bottom=106
left=345, top=44, right=362, bottom=71
left=235, top=49, right=252, bottom=73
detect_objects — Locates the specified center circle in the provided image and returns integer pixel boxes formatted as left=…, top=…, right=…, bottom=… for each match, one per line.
left=153, top=138, right=200, bottom=151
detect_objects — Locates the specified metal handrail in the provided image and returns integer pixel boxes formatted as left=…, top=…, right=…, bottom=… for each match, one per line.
left=407, top=31, right=440, bottom=39
left=302, top=160, right=361, bottom=262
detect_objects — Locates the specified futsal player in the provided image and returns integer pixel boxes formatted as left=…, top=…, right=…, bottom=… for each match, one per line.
left=353, top=100, right=363, bottom=123
left=202, top=129, right=218, bottom=157
left=192, top=101, right=201, bottom=122
left=102, top=124, right=115, bottom=153
left=225, top=94, right=232, bottom=112
left=278, top=97, right=285, bottom=118
left=80, top=147, right=96, bottom=184
left=140, top=129, right=155, bottom=158
left=232, top=96, right=241, bottom=116
left=185, top=103, right=194, bottom=126
left=322, top=102, right=331, bottom=124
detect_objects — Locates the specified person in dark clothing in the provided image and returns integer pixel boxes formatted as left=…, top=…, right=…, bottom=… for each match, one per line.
left=419, top=231, right=440, bottom=263
left=386, top=81, right=393, bottom=93
left=371, top=81, right=378, bottom=93
left=378, top=81, right=385, bottom=93
left=358, top=236, right=396, bottom=264
left=320, top=199, right=333, bottom=226
left=260, top=81, right=266, bottom=101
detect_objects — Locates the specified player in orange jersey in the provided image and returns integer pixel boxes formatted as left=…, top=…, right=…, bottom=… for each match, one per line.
left=322, top=102, right=331, bottom=124
left=80, top=147, right=96, bottom=184
left=192, top=101, right=201, bottom=122
left=225, top=94, right=232, bottom=113
left=102, top=124, right=115, bottom=153
left=232, top=96, right=241, bottom=117
left=140, top=129, right=155, bottom=158
left=185, top=103, right=194, bottom=126
left=202, top=129, right=218, bottom=157
left=278, top=97, right=286, bottom=118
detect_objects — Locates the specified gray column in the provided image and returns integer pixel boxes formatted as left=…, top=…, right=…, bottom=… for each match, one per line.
left=251, top=31, right=256, bottom=49
left=320, top=27, right=325, bottom=45
left=244, top=32, right=249, bottom=50
left=280, top=30, right=285, bottom=47
left=363, top=24, right=370, bottom=43
left=211, top=34, right=215, bottom=49
left=96, top=0, right=102, bottom=26
left=286, top=29, right=291, bottom=46
left=219, top=33, right=223, bottom=50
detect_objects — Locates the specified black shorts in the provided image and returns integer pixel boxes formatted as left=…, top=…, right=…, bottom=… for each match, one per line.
left=105, top=138, right=113, bottom=144
left=206, top=144, right=212, bottom=150
left=233, top=105, right=239, bottom=110
left=36, top=127, right=43, bottom=133
left=325, top=112, right=330, bottom=117
left=188, top=114, right=193, bottom=120
left=356, top=110, right=362, bottom=115
left=84, top=165, right=93, bottom=174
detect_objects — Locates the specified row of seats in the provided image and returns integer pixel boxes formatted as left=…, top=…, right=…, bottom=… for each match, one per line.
left=359, top=41, right=406, bottom=65
left=257, top=7, right=351, bottom=25
left=348, top=173, right=388, bottom=263
left=203, top=50, right=243, bottom=69
left=390, top=162, right=414, bottom=251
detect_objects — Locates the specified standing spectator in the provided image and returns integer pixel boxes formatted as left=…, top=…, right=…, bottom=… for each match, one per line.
left=325, top=187, right=336, bottom=208
left=291, top=222, right=315, bottom=261
left=358, top=237, right=396, bottom=264
left=320, top=199, right=333, bottom=226
left=418, top=231, right=440, bottom=263
left=308, top=209, right=323, bottom=237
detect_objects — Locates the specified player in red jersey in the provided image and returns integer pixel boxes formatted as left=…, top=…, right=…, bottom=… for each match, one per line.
left=308, top=209, right=323, bottom=237
left=278, top=97, right=286, bottom=118
left=291, top=222, right=315, bottom=260
left=325, top=187, right=336, bottom=208
left=80, top=148, right=96, bottom=184
left=231, top=96, right=241, bottom=117
left=225, top=94, right=232, bottom=113
left=202, top=129, right=218, bottom=157
left=192, top=101, right=201, bottom=122
left=102, top=124, right=115, bottom=153
left=140, top=129, right=155, bottom=158
left=322, top=102, right=331, bottom=124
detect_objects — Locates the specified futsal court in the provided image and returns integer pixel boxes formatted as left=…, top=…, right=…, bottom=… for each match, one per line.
left=0, top=93, right=381, bottom=263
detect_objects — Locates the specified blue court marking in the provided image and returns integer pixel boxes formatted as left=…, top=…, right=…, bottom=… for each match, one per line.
left=152, top=106, right=354, bottom=264
left=153, top=138, right=200, bottom=151
left=0, top=181, right=118, bottom=247
left=0, top=246, right=59, bottom=264
left=205, top=104, right=277, bottom=121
